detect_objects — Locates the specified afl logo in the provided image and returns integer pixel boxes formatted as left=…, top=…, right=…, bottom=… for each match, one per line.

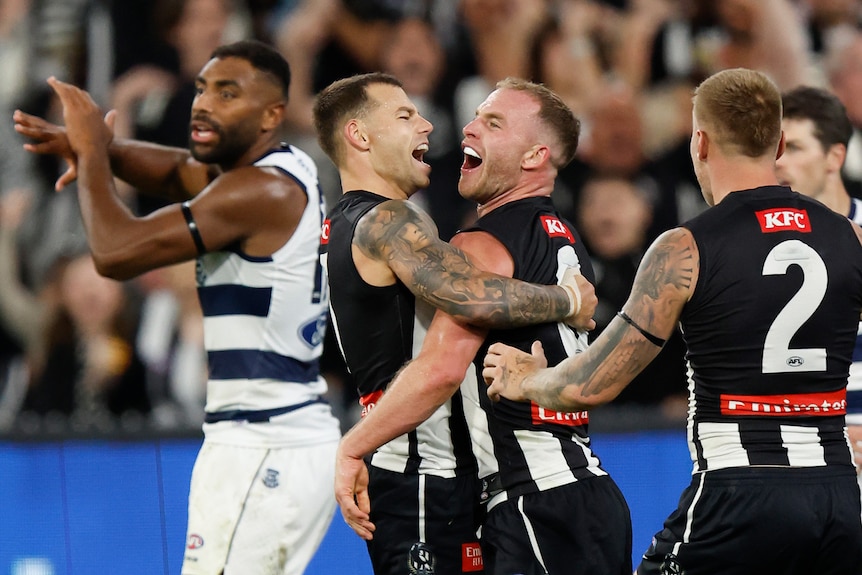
left=187, top=534, right=204, bottom=550
left=786, top=356, right=804, bottom=367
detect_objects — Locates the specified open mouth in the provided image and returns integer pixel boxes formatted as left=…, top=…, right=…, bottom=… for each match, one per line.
left=190, top=121, right=218, bottom=144
left=462, top=146, right=482, bottom=169
left=413, top=143, right=429, bottom=164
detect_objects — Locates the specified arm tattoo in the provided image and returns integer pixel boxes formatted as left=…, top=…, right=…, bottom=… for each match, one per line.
left=354, top=200, right=570, bottom=327
left=522, top=228, right=693, bottom=412
left=526, top=320, right=661, bottom=412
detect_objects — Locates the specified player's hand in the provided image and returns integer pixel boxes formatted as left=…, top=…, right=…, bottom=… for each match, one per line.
left=13, top=107, right=77, bottom=191
left=560, top=267, right=597, bottom=331
left=334, top=442, right=376, bottom=540
left=849, top=424, right=862, bottom=474
left=13, top=94, right=116, bottom=192
left=46, top=77, right=114, bottom=155
left=483, top=340, right=547, bottom=402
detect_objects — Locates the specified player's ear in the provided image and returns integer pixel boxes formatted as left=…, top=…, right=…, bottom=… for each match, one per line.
left=344, top=119, right=371, bottom=152
left=522, top=145, right=550, bottom=170
left=696, top=129, right=709, bottom=161
left=262, top=102, right=285, bottom=133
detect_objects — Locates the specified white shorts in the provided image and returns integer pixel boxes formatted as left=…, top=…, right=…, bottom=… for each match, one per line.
left=181, top=438, right=338, bottom=575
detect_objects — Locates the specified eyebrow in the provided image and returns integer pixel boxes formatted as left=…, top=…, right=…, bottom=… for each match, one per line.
left=195, top=77, right=242, bottom=90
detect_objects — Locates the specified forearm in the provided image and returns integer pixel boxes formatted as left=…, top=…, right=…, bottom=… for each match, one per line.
left=108, top=139, right=211, bottom=202
left=428, top=276, right=574, bottom=329
left=340, top=358, right=465, bottom=459
left=522, top=317, right=659, bottom=411
left=77, top=150, right=142, bottom=268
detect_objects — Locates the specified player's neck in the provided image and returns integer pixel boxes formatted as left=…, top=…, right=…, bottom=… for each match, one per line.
left=339, top=167, right=412, bottom=201
left=709, top=157, right=779, bottom=205
left=476, top=177, right=553, bottom=218
left=814, top=182, right=851, bottom=217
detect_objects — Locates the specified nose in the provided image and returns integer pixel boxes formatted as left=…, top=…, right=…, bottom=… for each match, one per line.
left=192, top=90, right=212, bottom=115
left=462, top=117, right=477, bottom=137
left=419, top=115, right=433, bottom=135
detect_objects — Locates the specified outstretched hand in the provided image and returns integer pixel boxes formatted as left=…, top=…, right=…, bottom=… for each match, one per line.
left=334, top=442, right=376, bottom=541
left=483, top=340, right=547, bottom=402
left=13, top=78, right=117, bottom=192
left=560, top=267, right=597, bottom=332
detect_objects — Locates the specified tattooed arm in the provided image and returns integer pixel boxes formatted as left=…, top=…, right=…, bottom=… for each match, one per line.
left=353, top=198, right=596, bottom=328
left=484, top=227, right=698, bottom=410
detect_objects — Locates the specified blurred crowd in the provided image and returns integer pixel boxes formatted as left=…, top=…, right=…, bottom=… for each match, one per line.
left=1, top=0, right=861, bottom=435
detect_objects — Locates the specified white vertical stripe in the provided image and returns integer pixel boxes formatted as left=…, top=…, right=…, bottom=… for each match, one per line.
left=461, top=369, right=498, bottom=480
left=673, top=472, right=706, bottom=557
left=780, top=425, right=827, bottom=466
left=418, top=474, right=427, bottom=542
left=517, top=496, right=548, bottom=573
left=696, top=422, right=750, bottom=469
left=513, top=430, right=576, bottom=491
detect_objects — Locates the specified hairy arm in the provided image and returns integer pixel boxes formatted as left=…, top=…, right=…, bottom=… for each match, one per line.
left=486, top=227, right=697, bottom=410
left=354, top=199, right=578, bottom=327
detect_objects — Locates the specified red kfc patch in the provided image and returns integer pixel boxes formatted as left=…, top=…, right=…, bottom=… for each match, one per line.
left=320, top=219, right=331, bottom=244
left=755, top=208, right=811, bottom=233
left=540, top=215, right=574, bottom=243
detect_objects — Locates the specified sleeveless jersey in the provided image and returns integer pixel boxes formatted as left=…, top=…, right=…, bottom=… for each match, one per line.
left=322, top=191, right=475, bottom=477
left=462, top=197, right=608, bottom=509
left=198, top=145, right=339, bottom=447
left=846, top=197, right=862, bottom=425
left=680, top=185, right=862, bottom=472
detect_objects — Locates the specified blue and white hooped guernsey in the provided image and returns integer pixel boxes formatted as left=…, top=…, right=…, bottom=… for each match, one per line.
left=847, top=197, right=862, bottom=427
left=198, top=145, right=340, bottom=447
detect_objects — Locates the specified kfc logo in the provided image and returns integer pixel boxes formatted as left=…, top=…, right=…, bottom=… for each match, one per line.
left=321, top=219, right=331, bottom=244
left=540, top=215, right=574, bottom=243
left=755, top=208, right=811, bottom=233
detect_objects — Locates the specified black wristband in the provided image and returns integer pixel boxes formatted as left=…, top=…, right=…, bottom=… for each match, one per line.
left=616, top=311, right=667, bottom=347
left=181, top=201, right=207, bottom=255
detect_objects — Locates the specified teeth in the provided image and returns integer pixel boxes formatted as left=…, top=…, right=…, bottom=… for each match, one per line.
left=415, top=143, right=429, bottom=153
left=463, top=146, right=481, bottom=159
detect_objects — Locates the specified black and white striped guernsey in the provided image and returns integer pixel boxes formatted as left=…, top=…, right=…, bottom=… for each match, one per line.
left=462, top=197, right=608, bottom=509
left=323, top=191, right=476, bottom=477
left=680, top=185, right=862, bottom=472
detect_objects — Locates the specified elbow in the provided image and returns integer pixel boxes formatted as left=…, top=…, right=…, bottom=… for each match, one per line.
left=91, top=252, right=136, bottom=281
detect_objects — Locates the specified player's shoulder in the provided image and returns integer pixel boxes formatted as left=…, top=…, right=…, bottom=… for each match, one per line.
left=365, top=196, right=435, bottom=228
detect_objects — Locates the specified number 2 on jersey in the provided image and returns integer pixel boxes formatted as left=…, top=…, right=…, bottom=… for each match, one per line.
left=761, top=239, right=827, bottom=373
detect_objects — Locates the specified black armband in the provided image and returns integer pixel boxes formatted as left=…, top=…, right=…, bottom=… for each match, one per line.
left=181, top=201, right=207, bottom=255
left=616, top=311, right=666, bottom=347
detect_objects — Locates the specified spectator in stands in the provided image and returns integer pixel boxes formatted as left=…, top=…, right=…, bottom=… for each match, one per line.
left=577, top=175, right=688, bottom=419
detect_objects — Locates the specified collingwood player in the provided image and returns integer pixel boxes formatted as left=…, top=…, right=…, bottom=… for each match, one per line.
left=328, top=77, right=631, bottom=575
left=485, top=68, right=862, bottom=575
left=313, top=73, right=597, bottom=575
left=15, top=41, right=342, bottom=574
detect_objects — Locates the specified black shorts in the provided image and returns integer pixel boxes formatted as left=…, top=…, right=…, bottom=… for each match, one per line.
left=366, top=465, right=485, bottom=575
left=482, top=475, right=632, bottom=575
left=637, top=466, right=862, bottom=575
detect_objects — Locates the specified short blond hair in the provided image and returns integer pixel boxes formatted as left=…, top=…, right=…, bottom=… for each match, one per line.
left=693, top=68, right=782, bottom=158
left=496, top=77, right=580, bottom=168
